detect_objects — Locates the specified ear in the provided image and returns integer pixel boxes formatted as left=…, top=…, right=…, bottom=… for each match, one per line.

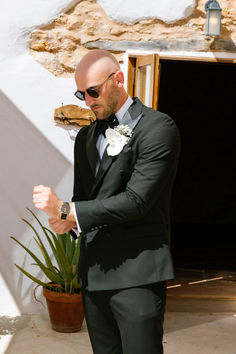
left=114, top=71, right=124, bottom=87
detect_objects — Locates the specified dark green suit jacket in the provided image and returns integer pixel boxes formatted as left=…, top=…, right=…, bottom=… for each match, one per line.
left=72, top=97, right=181, bottom=291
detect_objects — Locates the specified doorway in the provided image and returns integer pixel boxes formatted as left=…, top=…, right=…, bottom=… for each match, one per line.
left=158, top=59, right=236, bottom=271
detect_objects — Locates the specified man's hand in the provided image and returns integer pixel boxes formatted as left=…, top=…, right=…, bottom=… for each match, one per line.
left=33, top=185, right=62, bottom=219
left=49, top=218, right=77, bottom=234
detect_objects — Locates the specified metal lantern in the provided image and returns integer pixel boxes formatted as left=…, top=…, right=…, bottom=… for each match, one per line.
left=205, top=0, right=222, bottom=36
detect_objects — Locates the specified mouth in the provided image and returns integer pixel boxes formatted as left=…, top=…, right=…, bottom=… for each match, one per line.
left=91, top=105, right=101, bottom=112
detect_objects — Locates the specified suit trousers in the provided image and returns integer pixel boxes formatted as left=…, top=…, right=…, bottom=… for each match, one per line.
left=82, top=281, right=166, bottom=354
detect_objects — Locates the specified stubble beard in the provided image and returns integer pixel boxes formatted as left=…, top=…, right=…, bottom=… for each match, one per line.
left=92, top=84, right=120, bottom=120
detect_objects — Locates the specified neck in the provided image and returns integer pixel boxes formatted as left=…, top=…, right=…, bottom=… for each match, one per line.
left=114, top=91, right=128, bottom=113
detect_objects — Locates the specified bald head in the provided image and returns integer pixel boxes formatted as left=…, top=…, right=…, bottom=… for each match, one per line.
left=75, top=50, right=120, bottom=86
left=74, top=50, right=127, bottom=119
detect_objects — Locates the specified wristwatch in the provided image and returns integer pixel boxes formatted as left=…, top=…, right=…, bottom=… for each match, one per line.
left=60, top=202, right=70, bottom=220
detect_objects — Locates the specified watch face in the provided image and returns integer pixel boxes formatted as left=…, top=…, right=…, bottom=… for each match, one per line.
left=60, top=202, right=70, bottom=214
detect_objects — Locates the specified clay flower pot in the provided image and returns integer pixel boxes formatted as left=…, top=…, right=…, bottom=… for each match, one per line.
left=11, top=209, right=84, bottom=333
left=43, top=287, right=84, bottom=333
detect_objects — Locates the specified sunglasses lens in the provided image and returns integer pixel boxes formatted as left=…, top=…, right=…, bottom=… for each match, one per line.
left=75, top=72, right=115, bottom=101
left=74, top=88, right=99, bottom=100
left=74, top=90, right=85, bottom=100
left=87, top=89, right=99, bottom=98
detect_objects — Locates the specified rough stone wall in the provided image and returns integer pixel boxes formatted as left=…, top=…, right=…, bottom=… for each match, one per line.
left=30, top=0, right=236, bottom=77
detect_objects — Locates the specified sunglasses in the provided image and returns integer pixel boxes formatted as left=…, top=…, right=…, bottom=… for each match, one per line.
left=74, top=72, right=115, bottom=101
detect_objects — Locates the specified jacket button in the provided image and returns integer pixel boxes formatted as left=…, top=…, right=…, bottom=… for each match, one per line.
left=105, top=232, right=111, bottom=238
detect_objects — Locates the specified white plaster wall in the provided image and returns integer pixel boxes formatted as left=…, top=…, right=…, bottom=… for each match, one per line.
left=0, top=91, right=75, bottom=313
left=97, top=0, right=196, bottom=24
left=0, top=0, right=81, bottom=316
left=0, top=0, right=208, bottom=317
left=0, top=0, right=125, bottom=317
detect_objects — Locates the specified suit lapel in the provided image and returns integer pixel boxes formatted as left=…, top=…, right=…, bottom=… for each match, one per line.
left=86, top=123, right=100, bottom=175
left=120, top=97, right=144, bottom=131
left=89, top=146, right=113, bottom=198
left=88, top=98, right=144, bottom=198
left=122, top=110, right=143, bottom=131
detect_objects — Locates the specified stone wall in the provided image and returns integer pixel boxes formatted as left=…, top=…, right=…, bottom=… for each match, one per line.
left=30, top=0, right=236, bottom=77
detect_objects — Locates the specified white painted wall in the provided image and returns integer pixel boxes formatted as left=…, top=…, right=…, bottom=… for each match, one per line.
left=0, top=0, right=219, bottom=317
left=97, top=0, right=196, bottom=24
left=0, top=0, right=81, bottom=316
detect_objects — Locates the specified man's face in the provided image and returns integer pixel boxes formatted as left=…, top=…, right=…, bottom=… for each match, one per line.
left=89, top=79, right=120, bottom=119
left=76, top=71, right=120, bottom=120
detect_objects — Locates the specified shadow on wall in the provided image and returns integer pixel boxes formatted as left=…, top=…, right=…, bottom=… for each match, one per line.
left=0, top=90, right=74, bottom=314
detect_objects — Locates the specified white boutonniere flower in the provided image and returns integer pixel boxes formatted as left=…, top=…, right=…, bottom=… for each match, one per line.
left=105, top=124, right=133, bottom=156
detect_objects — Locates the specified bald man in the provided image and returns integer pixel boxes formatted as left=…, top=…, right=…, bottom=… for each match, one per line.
left=33, top=49, right=180, bottom=354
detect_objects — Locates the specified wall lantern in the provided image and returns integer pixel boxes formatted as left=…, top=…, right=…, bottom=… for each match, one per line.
left=205, top=0, right=222, bottom=36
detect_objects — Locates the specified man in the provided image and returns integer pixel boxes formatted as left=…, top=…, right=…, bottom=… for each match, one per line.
left=33, top=49, right=180, bottom=354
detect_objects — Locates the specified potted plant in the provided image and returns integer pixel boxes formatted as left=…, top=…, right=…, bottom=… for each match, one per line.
left=11, top=208, right=84, bottom=333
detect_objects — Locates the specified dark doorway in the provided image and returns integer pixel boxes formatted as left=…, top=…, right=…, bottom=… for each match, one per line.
left=158, top=59, right=236, bottom=271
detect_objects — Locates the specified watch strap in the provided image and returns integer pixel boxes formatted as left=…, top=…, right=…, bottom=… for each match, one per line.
left=60, top=202, right=70, bottom=220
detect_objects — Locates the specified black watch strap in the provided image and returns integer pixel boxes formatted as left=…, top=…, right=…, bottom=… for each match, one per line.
left=61, top=212, right=67, bottom=220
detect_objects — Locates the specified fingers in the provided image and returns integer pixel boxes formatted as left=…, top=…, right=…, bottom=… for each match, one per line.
left=48, top=218, right=76, bottom=234
left=48, top=218, right=62, bottom=228
left=33, top=185, right=49, bottom=204
left=50, top=223, right=74, bottom=234
left=33, top=185, right=46, bottom=193
left=48, top=217, right=58, bottom=225
left=33, top=186, right=60, bottom=218
left=33, top=185, right=53, bottom=199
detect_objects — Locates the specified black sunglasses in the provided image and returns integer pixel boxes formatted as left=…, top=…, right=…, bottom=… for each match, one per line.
left=74, top=72, right=115, bottom=101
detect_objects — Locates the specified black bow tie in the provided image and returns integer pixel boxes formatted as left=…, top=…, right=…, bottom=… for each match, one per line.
left=95, top=114, right=119, bottom=137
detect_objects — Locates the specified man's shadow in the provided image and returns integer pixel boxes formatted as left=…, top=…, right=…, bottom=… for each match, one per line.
left=0, top=90, right=74, bottom=314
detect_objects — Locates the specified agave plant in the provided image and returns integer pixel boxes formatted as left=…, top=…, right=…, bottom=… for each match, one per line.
left=11, top=208, right=81, bottom=294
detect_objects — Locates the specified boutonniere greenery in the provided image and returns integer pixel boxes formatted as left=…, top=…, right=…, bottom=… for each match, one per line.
left=105, top=124, right=133, bottom=156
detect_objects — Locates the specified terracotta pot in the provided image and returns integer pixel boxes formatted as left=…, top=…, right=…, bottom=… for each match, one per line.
left=43, top=287, right=84, bottom=333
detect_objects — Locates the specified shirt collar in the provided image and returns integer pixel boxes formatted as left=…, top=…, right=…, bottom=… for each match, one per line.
left=115, top=95, right=133, bottom=124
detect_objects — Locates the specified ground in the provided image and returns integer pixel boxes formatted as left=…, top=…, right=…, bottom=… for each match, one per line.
left=1, top=270, right=236, bottom=354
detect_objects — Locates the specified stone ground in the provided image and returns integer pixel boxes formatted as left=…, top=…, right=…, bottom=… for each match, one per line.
left=1, top=270, right=236, bottom=354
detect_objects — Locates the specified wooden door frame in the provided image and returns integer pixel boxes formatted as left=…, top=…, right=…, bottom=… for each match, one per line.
left=127, top=52, right=236, bottom=110
left=127, top=54, right=160, bottom=110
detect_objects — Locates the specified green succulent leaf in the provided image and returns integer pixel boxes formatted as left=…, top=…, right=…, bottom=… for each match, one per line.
left=14, top=264, right=51, bottom=288
left=11, top=208, right=82, bottom=294
left=22, top=218, right=54, bottom=271
left=66, top=234, right=75, bottom=265
left=57, top=233, right=67, bottom=253
left=11, top=236, right=63, bottom=284
left=43, top=227, right=63, bottom=272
